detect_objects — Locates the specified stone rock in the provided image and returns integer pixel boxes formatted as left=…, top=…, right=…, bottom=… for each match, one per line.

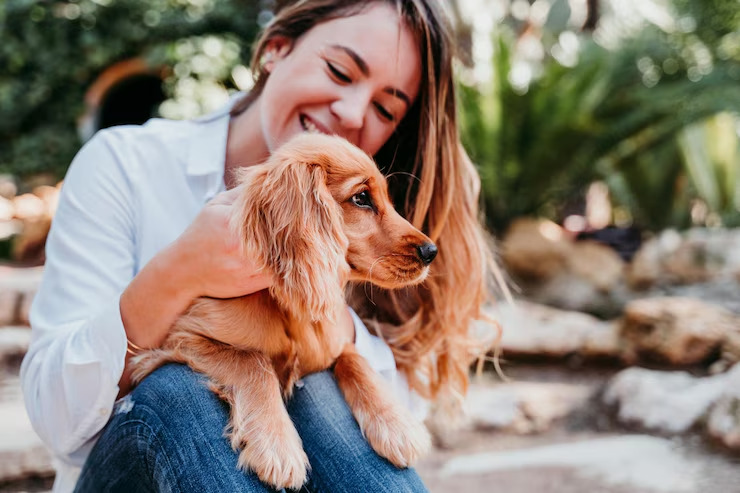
left=12, top=193, right=46, bottom=220
left=567, top=240, right=625, bottom=293
left=706, top=364, right=740, bottom=450
left=463, top=378, right=594, bottom=435
left=720, top=329, right=740, bottom=367
left=527, top=272, right=630, bottom=319
left=0, top=265, right=44, bottom=292
left=11, top=185, right=60, bottom=265
left=0, top=327, right=32, bottom=366
left=501, top=218, right=627, bottom=317
left=0, top=196, right=14, bottom=222
left=628, top=229, right=740, bottom=288
left=18, top=292, right=34, bottom=326
left=626, top=231, right=675, bottom=289
left=0, top=174, right=18, bottom=200
left=0, top=266, right=42, bottom=327
left=603, top=366, right=731, bottom=433
left=13, top=216, right=52, bottom=265
left=0, top=375, right=55, bottom=483
left=495, top=300, right=622, bottom=360
left=0, top=291, right=20, bottom=326
left=620, top=297, right=735, bottom=365
left=500, top=218, right=570, bottom=282
left=646, top=278, right=740, bottom=317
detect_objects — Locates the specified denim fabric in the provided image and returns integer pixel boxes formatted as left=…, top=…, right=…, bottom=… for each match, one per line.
left=74, top=363, right=428, bottom=493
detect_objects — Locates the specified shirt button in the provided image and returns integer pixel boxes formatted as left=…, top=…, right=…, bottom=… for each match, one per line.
left=98, top=408, right=108, bottom=417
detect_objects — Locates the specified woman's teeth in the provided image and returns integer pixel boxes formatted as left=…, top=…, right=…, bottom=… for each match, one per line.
left=301, top=116, right=321, bottom=134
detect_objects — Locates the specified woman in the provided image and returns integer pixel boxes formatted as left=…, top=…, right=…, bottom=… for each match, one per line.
left=21, top=0, right=500, bottom=491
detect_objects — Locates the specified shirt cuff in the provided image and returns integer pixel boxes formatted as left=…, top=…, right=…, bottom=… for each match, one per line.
left=62, top=298, right=127, bottom=453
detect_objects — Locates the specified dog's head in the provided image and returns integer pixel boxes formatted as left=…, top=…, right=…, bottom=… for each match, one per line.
left=233, top=133, right=436, bottom=323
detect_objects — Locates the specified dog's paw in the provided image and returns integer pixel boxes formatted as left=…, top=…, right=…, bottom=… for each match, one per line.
left=232, top=422, right=310, bottom=490
left=360, top=407, right=432, bottom=468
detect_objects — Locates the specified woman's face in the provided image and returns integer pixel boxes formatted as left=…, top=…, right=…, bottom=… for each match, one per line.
left=257, top=2, right=422, bottom=157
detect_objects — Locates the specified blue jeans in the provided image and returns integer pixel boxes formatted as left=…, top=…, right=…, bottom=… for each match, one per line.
left=74, top=363, right=428, bottom=492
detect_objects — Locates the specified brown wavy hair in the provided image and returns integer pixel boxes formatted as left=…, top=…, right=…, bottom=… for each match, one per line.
left=232, top=0, right=504, bottom=408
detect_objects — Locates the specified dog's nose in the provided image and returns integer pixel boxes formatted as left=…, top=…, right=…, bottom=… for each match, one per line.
left=416, top=242, right=438, bottom=265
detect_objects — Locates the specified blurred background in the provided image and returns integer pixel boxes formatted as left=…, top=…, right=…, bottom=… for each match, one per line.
left=1, top=0, right=740, bottom=491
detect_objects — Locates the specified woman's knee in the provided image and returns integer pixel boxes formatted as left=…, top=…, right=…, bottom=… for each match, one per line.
left=78, top=364, right=273, bottom=493
left=130, top=363, right=217, bottom=413
left=286, top=371, right=428, bottom=493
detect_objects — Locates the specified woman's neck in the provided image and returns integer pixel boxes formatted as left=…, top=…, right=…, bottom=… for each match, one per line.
left=224, top=96, right=270, bottom=189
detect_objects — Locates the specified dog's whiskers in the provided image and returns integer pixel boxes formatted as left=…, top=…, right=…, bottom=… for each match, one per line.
left=364, top=255, right=395, bottom=305
left=385, top=171, right=422, bottom=185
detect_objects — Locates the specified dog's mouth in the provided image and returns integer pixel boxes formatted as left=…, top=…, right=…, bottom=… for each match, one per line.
left=347, top=257, right=430, bottom=289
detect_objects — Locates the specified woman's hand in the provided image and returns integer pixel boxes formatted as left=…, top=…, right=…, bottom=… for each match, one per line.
left=170, top=186, right=273, bottom=300
left=118, top=186, right=271, bottom=397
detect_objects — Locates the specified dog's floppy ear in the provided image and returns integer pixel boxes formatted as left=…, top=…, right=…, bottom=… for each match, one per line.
left=232, top=158, right=349, bottom=324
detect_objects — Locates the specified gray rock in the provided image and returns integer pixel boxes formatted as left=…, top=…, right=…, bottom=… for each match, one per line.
left=494, top=300, right=622, bottom=359
left=706, top=364, right=740, bottom=450
left=464, top=379, right=595, bottom=434
left=0, top=376, right=54, bottom=483
left=603, top=367, right=732, bottom=433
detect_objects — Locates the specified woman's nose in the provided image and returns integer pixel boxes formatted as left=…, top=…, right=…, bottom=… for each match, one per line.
left=331, top=91, right=368, bottom=131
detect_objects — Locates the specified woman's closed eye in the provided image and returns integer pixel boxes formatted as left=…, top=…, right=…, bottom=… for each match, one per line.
left=327, top=60, right=396, bottom=123
left=326, top=61, right=352, bottom=83
left=374, top=102, right=395, bottom=122
left=351, top=190, right=375, bottom=210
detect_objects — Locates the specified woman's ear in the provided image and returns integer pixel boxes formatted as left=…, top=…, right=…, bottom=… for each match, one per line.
left=262, top=36, right=293, bottom=72
left=234, top=158, right=349, bottom=325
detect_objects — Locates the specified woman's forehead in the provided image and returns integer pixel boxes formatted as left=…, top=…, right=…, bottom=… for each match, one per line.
left=297, top=3, right=422, bottom=101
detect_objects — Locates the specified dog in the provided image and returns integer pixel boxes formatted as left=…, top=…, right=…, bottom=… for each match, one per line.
left=131, top=133, right=436, bottom=489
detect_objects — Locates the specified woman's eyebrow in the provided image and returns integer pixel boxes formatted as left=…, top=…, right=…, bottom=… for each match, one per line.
left=330, top=44, right=412, bottom=107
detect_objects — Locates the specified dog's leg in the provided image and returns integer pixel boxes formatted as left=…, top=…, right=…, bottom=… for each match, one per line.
left=174, top=339, right=310, bottom=490
left=130, top=348, right=186, bottom=384
left=333, top=344, right=431, bottom=467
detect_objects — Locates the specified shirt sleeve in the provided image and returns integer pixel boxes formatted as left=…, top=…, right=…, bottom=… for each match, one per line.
left=349, top=308, right=429, bottom=420
left=20, top=129, right=137, bottom=462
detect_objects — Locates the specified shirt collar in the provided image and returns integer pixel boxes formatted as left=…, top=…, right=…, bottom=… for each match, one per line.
left=185, top=92, right=245, bottom=177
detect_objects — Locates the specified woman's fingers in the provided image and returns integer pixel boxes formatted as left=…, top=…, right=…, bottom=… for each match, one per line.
left=246, top=271, right=274, bottom=294
left=209, top=185, right=244, bottom=206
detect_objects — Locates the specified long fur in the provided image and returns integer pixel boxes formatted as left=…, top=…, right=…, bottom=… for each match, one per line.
left=132, top=133, right=434, bottom=489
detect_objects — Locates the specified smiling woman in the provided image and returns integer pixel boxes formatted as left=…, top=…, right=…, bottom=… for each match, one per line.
left=226, top=2, right=422, bottom=174
left=21, top=1, right=501, bottom=492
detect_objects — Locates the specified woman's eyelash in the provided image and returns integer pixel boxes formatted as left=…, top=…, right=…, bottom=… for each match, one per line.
left=374, top=103, right=394, bottom=122
left=326, top=61, right=351, bottom=83
left=325, top=60, right=395, bottom=122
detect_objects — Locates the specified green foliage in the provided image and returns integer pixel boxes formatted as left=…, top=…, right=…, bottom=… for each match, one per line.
left=459, top=0, right=740, bottom=233
left=678, top=113, right=740, bottom=224
left=0, top=0, right=261, bottom=180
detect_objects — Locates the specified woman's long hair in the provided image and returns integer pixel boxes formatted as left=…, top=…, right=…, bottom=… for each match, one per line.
left=233, top=0, right=504, bottom=408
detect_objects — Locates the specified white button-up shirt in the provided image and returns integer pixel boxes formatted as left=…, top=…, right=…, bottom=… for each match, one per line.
left=21, top=99, right=421, bottom=492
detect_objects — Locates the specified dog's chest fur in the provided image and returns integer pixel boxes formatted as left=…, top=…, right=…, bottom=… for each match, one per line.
left=174, top=291, right=347, bottom=391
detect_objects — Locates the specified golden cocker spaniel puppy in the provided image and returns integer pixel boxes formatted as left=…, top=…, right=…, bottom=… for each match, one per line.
left=132, top=133, right=437, bottom=489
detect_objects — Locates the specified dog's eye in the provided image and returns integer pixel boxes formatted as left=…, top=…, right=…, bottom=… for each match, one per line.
left=351, top=191, right=374, bottom=209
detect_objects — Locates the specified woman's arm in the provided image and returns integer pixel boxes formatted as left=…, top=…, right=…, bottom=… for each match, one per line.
left=20, top=130, right=270, bottom=459
left=21, top=131, right=140, bottom=458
